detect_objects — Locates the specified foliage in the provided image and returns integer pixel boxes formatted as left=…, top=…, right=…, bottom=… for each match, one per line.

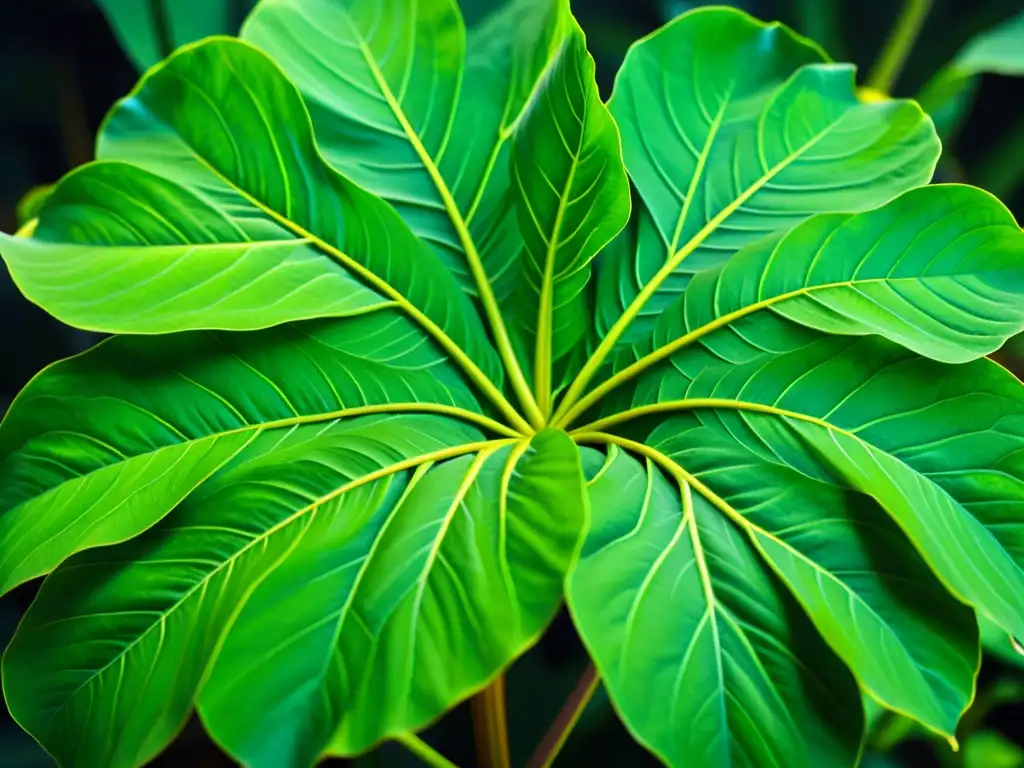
left=94, top=0, right=259, bottom=70
left=916, top=9, right=1024, bottom=139
left=2, top=1, right=1024, bottom=767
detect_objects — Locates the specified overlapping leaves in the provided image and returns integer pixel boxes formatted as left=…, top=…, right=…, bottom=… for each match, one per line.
left=3, top=2, right=1024, bottom=768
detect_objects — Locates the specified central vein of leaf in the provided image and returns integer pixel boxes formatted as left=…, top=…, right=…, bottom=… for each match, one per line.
left=346, top=19, right=544, bottom=431
left=534, top=128, right=584, bottom=418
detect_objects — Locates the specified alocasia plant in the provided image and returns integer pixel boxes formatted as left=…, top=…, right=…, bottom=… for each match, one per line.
left=2, top=1, right=1024, bottom=766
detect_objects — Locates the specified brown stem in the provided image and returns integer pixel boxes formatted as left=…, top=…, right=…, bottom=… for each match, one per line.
left=527, top=663, right=600, bottom=768
left=471, top=675, right=510, bottom=768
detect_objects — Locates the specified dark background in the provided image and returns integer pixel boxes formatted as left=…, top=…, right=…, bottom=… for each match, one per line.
left=1, top=0, right=1023, bottom=765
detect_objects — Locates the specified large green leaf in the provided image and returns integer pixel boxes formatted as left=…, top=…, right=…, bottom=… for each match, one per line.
left=508, top=20, right=630, bottom=412
left=568, top=445, right=863, bottom=767
left=917, top=10, right=1024, bottom=139
left=240, top=0, right=567, bottom=298
left=0, top=34, right=527, bottom=429
left=0, top=311, right=493, bottom=595
left=576, top=335, right=1024, bottom=733
left=3, top=418, right=585, bottom=768
left=239, top=0, right=578, bottom=427
left=562, top=184, right=1024, bottom=427
left=1, top=161, right=388, bottom=333
left=6, top=2, right=1024, bottom=767
left=594, top=7, right=938, bottom=342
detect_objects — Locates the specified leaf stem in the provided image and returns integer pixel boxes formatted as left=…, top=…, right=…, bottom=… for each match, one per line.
left=471, top=675, right=511, bottom=768
left=527, top=663, right=600, bottom=768
left=148, top=0, right=174, bottom=61
left=866, top=0, right=933, bottom=94
left=394, top=732, right=460, bottom=768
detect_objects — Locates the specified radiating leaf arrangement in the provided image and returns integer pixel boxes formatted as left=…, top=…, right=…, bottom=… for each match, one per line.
left=2, top=1, right=1024, bottom=766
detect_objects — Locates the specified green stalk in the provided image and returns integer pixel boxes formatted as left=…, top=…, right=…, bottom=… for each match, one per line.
left=866, top=0, right=933, bottom=94
left=526, top=664, right=600, bottom=768
left=471, top=676, right=511, bottom=768
left=394, top=733, right=460, bottom=768
left=792, top=0, right=841, bottom=59
left=148, top=0, right=174, bottom=61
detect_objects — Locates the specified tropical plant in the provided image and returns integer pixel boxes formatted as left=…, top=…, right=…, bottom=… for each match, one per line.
left=3, top=1, right=1024, bottom=767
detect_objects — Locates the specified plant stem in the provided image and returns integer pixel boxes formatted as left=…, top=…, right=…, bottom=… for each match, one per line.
left=527, top=663, right=600, bottom=768
left=394, top=733, right=460, bottom=768
left=148, top=0, right=174, bottom=60
left=792, top=0, right=841, bottom=59
left=471, top=676, right=511, bottom=768
left=865, top=0, right=933, bottom=94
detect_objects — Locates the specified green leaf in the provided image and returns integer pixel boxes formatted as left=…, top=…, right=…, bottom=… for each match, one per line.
left=239, top=0, right=577, bottom=427
left=917, top=11, right=1024, bottom=139
left=568, top=445, right=863, bottom=768
left=0, top=311, right=493, bottom=595
left=0, top=35, right=531, bottom=430
left=3, top=418, right=585, bottom=768
left=595, top=6, right=939, bottom=343
left=96, top=0, right=258, bottom=71
left=643, top=184, right=1024, bottom=366
left=565, top=184, right=1024, bottom=429
left=1, top=162, right=389, bottom=334
left=240, top=0, right=567, bottom=299
left=14, top=183, right=52, bottom=226
left=640, top=405, right=978, bottom=738
left=508, top=20, right=630, bottom=413
left=577, top=333, right=1024, bottom=732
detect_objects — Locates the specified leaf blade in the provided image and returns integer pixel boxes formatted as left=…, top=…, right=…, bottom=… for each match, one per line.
left=568, top=443, right=863, bottom=768
left=2, top=421, right=586, bottom=768
left=0, top=310, right=492, bottom=596
left=509, top=21, right=630, bottom=412
left=599, top=7, right=938, bottom=341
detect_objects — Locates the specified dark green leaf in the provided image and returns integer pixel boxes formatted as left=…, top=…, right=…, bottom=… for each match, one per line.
left=568, top=445, right=863, bottom=767
left=596, top=7, right=938, bottom=342
left=508, top=20, right=630, bottom=412
left=96, top=0, right=259, bottom=71
left=4, top=419, right=586, bottom=767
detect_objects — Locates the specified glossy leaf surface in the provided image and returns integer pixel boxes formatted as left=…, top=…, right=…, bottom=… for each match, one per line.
left=241, top=0, right=569, bottom=298
left=0, top=311, right=485, bottom=596
left=3, top=3, right=1024, bottom=768
left=508, top=20, right=630, bottom=410
left=569, top=446, right=863, bottom=767
left=596, top=7, right=939, bottom=340
left=4, top=418, right=585, bottom=768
